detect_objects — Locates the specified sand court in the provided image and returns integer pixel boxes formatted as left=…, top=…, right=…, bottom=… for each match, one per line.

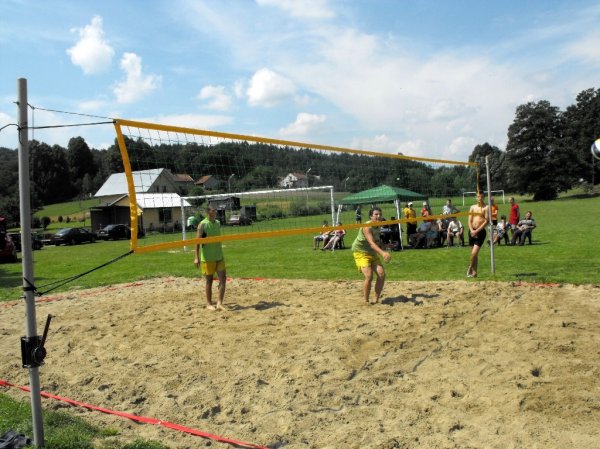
left=1, top=278, right=599, bottom=448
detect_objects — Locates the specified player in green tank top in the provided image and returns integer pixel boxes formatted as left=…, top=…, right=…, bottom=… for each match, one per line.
left=194, top=206, right=227, bottom=311
left=351, top=207, right=392, bottom=304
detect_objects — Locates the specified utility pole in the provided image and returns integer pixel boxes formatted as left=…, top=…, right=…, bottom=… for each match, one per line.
left=18, top=78, right=46, bottom=447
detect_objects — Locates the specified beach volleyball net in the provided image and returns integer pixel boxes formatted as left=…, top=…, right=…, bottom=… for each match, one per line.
left=112, top=119, right=479, bottom=253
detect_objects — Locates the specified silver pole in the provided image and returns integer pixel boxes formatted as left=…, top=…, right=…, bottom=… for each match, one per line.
left=329, top=187, right=335, bottom=225
left=180, top=197, right=187, bottom=251
left=394, top=199, right=403, bottom=250
left=485, top=155, right=495, bottom=275
left=18, top=78, right=45, bottom=446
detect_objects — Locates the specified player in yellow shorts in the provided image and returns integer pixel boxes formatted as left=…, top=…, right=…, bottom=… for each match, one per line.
left=194, top=206, right=227, bottom=311
left=351, top=207, right=392, bottom=304
left=201, top=260, right=226, bottom=277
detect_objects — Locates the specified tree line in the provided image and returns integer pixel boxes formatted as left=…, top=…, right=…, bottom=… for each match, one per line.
left=469, top=87, right=600, bottom=200
left=0, top=87, right=598, bottom=226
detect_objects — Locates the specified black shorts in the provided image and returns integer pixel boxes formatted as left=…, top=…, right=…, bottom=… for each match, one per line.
left=472, top=228, right=486, bottom=247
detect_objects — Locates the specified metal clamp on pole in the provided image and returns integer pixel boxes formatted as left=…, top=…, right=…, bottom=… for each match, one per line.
left=21, top=314, right=52, bottom=368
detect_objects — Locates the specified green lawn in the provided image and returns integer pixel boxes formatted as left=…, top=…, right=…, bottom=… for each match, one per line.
left=0, top=393, right=168, bottom=449
left=1, top=194, right=598, bottom=301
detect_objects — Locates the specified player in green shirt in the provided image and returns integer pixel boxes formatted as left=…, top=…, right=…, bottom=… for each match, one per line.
left=194, top=206, right=227, bottom=311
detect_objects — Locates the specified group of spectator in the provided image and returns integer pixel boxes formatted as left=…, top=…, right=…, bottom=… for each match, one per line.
left=401, top=196, right=536, bottom=249
left=402, top=199, right=465, bottom=249
left=312, top=195, right=537, bottom=252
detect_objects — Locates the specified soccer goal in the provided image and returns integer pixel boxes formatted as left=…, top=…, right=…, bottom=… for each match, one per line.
left=462, top=189, right=505, bottom=206
left=181, top=185, right=335, bottom=243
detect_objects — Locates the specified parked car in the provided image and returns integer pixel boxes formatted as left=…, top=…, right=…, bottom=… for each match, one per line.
left=228, top=214, right=253, bottom=226
left=97, top=224, right=131, bottom=241
left=50, top=227, right=96, bottom=246
left=7, top=232, right=44, bottom=251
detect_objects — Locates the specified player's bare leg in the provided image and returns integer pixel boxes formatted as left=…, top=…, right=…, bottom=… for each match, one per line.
left=205, top=275, right=216, bottom=310
left=373, top=264, right=386, bottom=303
left=215, top=269, right=227, bottom=311
left=361, top=266, right=374, bottom=304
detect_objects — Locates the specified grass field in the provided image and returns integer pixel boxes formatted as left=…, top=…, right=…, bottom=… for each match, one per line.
left=1, top=193, right=598, bottom=301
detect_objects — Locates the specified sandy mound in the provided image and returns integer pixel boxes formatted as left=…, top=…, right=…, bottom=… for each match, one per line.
left=1, top=278, right=599, bottom=449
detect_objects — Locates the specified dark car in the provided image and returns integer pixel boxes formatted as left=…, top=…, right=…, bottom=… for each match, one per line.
left=97, top=224, right=131, bottom=241
left=228, top=214, right=252, bottom=226
left=7, top=232, right=44, bottom=251
left=50, top=227, right=96, bottom=246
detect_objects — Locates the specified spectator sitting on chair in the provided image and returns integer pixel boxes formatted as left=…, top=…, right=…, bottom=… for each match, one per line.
left=409, top=224, right=427, bottom=249
left=389, top=217, right=401, bottom=244
left=510, top=211, right=536, bottom=246
left=446, top=217, right=464, bottom=246
left=419, top=220, right=438, bottom=248
left=441, top=198, right=459, bottom=232
left=322, top=223, right=346, bottom=251
left=313, top=220, right=332, bottom=249
left=492, top=215, right=509, bottom=245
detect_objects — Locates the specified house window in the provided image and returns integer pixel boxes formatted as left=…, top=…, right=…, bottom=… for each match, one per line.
left=159, top=208, right=172, bottom=223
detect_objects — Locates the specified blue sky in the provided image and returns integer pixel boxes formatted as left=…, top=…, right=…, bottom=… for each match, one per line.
left=1, top=0, right=599, bottom=161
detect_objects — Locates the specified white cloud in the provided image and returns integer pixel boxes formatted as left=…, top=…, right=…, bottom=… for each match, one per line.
left=113, top=53, right=161, bottom=104
left=138, top=114, right=233, bottom=130
left=280, top=26, right=535, bottom=159
left=256, top=0, right=335, bottom=19
left=247, top=68, right=296, bottom=107
left=0, top=111, right=17, bottom=149
left=197, top=85, right=232, bottom=111
left=233, top=80, right=246, bottom=99
left=350, top=134, right=408, bottom=154
left=66, top=15, right=114, bottom=75
left=448, top=136, right=476, bottom=157
left=279, top=112, right=326, bottom=137
left=77, top=99, right=110, bottom=113
left=562, top=30, right=600, bottom=66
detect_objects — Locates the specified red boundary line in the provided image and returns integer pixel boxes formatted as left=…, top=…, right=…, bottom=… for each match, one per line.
left=0, top=379, right=267, bottom=449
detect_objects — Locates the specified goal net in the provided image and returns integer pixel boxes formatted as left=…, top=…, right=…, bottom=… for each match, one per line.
left=112, top=119, right=479, bottom=253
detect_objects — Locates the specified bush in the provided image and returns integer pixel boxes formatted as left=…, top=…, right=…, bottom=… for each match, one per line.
left=31, top=216, right=41, bottom=228
left=289, top=200, right=325, bottom=217
left=257, top=204, right=285, bottom=220
left=41, top=216, right=51, bottom=229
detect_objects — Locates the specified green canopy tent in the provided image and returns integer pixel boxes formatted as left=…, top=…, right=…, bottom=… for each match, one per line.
left=340, top=184, right=426, bottom=206
left=338, top=185, right=427, bottom=250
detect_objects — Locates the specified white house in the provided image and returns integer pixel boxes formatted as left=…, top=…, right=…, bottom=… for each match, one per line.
left=94, top=168, right=179, bottom=202
left=91, top=168, right=190, bottom=232
left=279, top=172, right=309, bottom=188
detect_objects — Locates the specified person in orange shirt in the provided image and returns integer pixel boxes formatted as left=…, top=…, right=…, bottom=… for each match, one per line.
left=490, top=197, right=499, bottom=226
